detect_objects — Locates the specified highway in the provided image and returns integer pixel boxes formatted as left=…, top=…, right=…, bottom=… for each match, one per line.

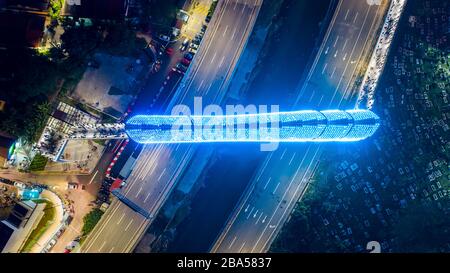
left=211, top=0, right=390, bottom=253
left=81, top=0, right=262, bottom=253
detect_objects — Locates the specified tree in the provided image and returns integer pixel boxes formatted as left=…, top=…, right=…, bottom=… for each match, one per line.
left=82, top=208, right=104, bottom=235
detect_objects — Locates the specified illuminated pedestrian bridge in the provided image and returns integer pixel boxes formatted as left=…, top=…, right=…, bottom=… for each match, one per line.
left=124, top=110, right=380, bottom=144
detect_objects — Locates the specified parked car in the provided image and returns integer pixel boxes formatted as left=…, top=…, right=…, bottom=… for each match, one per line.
left=184, top=52, right=194, bottom=60
left=179, top=38, right=189, bottom=51
left=190, top=43, right=199, bottom=50
left=181, top=58, right=191, bottom=66
left=176, top=63, right=189, bottom=73
left=165, top=47, right=174, bottom=55
left=159, top=34, right=170, bottom=42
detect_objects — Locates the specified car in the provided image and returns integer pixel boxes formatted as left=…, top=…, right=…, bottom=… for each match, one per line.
left=159, top=34, right=170, bottom=42
left=180, top=44, right=188, bottom=51
left=195, top=34, right=203, bottom=41
left=45, top=239, right=57, bottom=251
left=184, top=52, right=194, bottom=60
left=181, top=58, right=191, bottom=66
left=165, top=47, right=174, bottom=55
left=189, top=48, right=198, bottom=54
left=67, top=182, right=78, bottom=190
left=172, top=67, right=184, bottom=75
left=201, top=24, right=207, bottom=32
left=190, top=43, right=199, bottom=50
left=176, top=63, right=188, bottom=72
left=179, top=38, right=190, bottom=51
left=205, top=15, right=212, bottom=23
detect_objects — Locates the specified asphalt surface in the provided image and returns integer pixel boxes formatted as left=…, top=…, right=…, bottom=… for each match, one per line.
left=211, top=0, right=389, bottom=253
left=81, top=0, right=263, bottom=253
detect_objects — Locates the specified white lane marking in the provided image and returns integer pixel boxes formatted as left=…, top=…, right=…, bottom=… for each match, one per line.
left=246, top=207, right=254, bottom=219
left=222, top=25, right=229, bottom=37
left=157, top=168, right=167, bottom=181
left=344, top=9, right=350, bottom=20
left=252, top=146, right=319, bottom=252
left=229, top=236, right=237, bottom=249
left=343, top=53, right=348, bottom=61
left=88, top=170, right=99, bottom=185
left=198, top=79, right=205, bottom=90
left=308, top=89, right=316, bottom=102
left=279, top=148, right=287, bottom=160
left=99, top=241, right=106, bottom=252
left=231, top=27, right=237, bottom=40
left=256, top=153, right=273, bottom=181
left=258, top=149, right=322, bottom=252
left=331, top=66, right=337, bottom=78
left=150, top=162, right=158, bottom=175
left=117, top=212, right=125, bottom=225
left=241, top=3, right=245, bottom=13
left=206, top=83, right=213, bottom=94
left=263, top=177, right=272, bottom=190
left=109, top=247, right=115, bottom=253
left=288, top=153, right=296, bottom=166
left=135, top=186, right=143, bottom=198
left=353, top=12, right=359, bottom=24
left=334, top=49, right=338, bottom=58
left=255, top=212, right=263, bottom=224
left=272, top=182, right=280, bottom=195
left=124, top=219, right=134, bottom=231
left=318, top=95, right=324, bottom=107
left=244, top=204, right=250, bottom=212
left=331, top=3, right=373, bottom=105
left=144, top=192, right=151, bottom=203
left=210, top=52, right=217, bottom=64
left=261, top=215, right=267, bottom=223
left=239, top=242, right=246, bottom=253
left=253, top=209, right=259, bottom=218
left=342, top=38, right=348, bottom=51
left=234, top=1, right=238, bottom=10
left=219, top=55, right=225, bottom=68
left=321, top=63, right=328, bottom=74
left=333, top=35, right=340, bottom=47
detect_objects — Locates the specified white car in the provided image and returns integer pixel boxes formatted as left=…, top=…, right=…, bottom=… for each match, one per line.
left=159, top=34, right=170, bottom=42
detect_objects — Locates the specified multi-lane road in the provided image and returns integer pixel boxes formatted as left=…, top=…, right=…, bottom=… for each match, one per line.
left=212, top=0, right=390, bottom=253
left=81, top=0, right=262, bottom=253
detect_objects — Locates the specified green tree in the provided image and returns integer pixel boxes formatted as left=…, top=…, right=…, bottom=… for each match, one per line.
left=82, top=208, right=104, bottom=235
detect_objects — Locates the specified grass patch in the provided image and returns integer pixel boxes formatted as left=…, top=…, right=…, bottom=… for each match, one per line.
left=93, top=139, right=107, bottom=146
left=207, top=0, right=219, bottom=19
left=29, top=154, right=48, bottom=172
left=21, top=199, right=55, bottom=253
left=81, top=208, right=104, bottom=236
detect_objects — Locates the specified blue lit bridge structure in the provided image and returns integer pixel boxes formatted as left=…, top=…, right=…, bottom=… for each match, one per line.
left=124, top=109, right=380, bottom=144
left=76, top=109, right=379, bottom=219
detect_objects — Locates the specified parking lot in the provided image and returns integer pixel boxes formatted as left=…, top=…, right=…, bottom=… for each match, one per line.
left=71, top=53, right=145, bottom=118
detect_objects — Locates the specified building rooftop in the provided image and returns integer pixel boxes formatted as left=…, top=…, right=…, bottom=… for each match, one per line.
left=0, top=12, right=45, bottom=48
left=65, top=0, right=127, bottom=20
left=0, top=0, right=49, bottom=10
left=0, top=221, right=15, bottom=252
